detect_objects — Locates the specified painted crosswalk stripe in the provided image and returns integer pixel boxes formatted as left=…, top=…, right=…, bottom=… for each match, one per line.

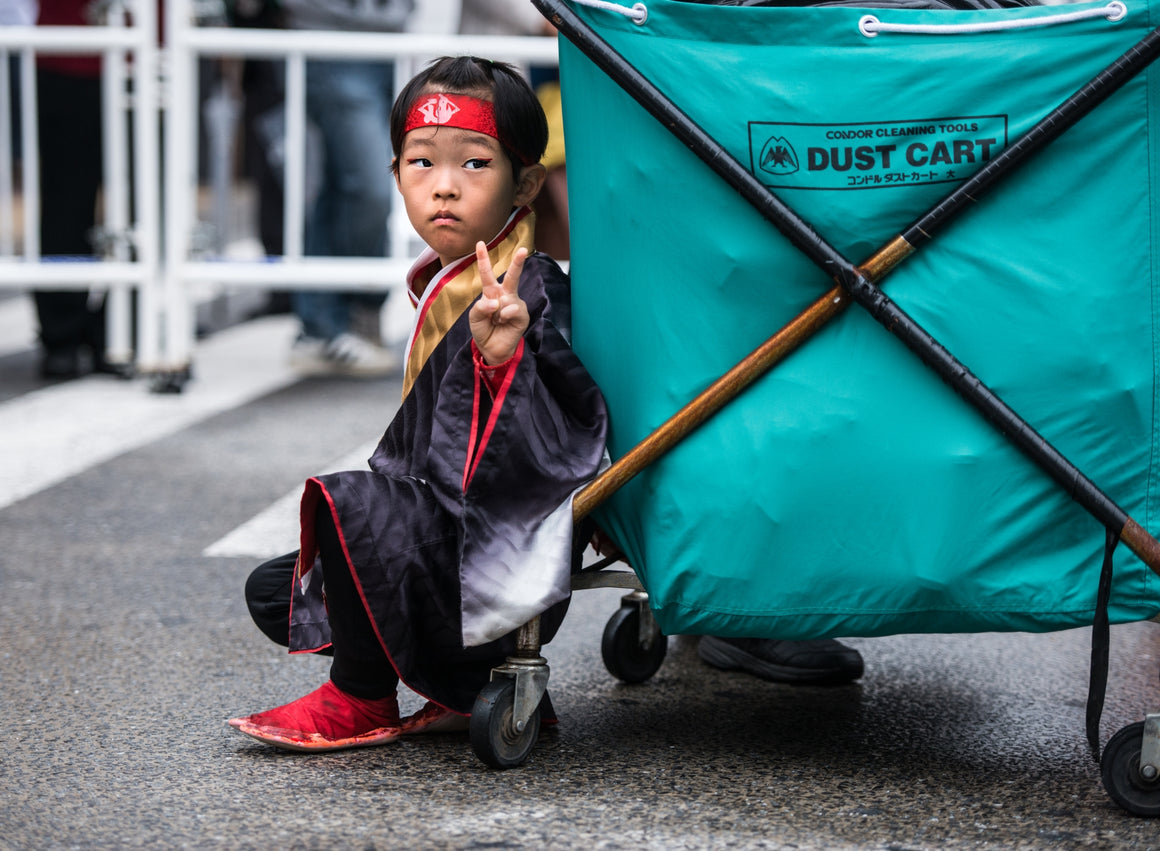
left=0, top=314, right=300, bottom=511
left=0, top=295, right=38, bottom=358
left=202, top=440, right=378, bottom=559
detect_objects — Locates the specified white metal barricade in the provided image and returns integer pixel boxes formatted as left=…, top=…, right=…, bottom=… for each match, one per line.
left=160, top=0, right=560, bottom=389
left=0, top=2, right=161, bottom=373
left=2, top=0, right=557, bottom=390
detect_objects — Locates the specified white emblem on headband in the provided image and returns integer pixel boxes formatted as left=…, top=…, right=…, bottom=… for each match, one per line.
left=417, top=94, right=461, bottom=126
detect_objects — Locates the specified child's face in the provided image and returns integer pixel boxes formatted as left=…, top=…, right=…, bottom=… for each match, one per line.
left=396, top=125, right=540, bottom=268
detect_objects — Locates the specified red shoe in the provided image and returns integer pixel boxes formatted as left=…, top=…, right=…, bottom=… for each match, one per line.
left=400, top=701, right=469, bottom=735
left=227, top=680, right=402, bottom=752
left=398, top=692, right=559, bottom=735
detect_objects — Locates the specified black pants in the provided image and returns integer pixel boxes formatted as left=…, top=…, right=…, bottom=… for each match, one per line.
left=244, top=504, right=398, bottom=699
left=35, top=69, right=105, bottom=356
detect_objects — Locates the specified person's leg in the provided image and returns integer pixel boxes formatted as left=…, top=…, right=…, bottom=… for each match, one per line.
left=35, top=69, right=105, bottom=377
left=34, top=293, right=100, bottom=363
left=289, top=284, right=397, bottom=376
left=313, top=505, right=398, bottom=700
left=291, top=60, right=393, bottom=354
left=290, top=290, right=349, bottom=341
left=243, top=551, right=299, bottom=648
left=229, top=506, right=401, bottom=751
left=304, top=60, right=393, bottom=261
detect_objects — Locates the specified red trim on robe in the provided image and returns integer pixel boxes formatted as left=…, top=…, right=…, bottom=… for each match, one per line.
left=410, top=254, right=473, bottom=365
left=462, top=338, right=525, bottom=492
left=471, top=339, right=519, bottom=397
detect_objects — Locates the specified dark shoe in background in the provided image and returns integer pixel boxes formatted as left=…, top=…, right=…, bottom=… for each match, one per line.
left=39, top=343, right=122, bottom=381
left=698, top=635, right=864, bottom=685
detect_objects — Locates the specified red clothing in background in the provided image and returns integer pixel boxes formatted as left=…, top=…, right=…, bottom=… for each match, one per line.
left=37, top=0, right=101, bottom=77
left=37, top=0, right=164, bottom=77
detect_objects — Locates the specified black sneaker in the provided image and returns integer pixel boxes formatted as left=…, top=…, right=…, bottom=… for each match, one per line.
left=698, top=635, right=864, bottom=685
left=40, top=347, right=83, bottom=379
left=40, top=343, right=122, bottom=380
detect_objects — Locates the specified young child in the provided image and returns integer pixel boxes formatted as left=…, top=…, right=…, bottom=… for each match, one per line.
left=228, top=56, right=609, bottom=752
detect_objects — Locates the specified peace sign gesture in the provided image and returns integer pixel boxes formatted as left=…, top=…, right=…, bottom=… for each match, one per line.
left=469, top=241, right=531, bottom=366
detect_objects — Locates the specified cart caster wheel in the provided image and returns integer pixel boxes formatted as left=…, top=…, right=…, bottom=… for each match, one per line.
left=602, top=604, right=667, bottom=684
left=470, top=678, right=540, bottom=769
left=1101, top=722, right=1160, bottom=817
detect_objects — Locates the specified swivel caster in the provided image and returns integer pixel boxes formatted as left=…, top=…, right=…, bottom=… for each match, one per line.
left=1101, top=717, right=1160, bottom=817
left=470, top=678, right=540, bottom=769
left=601, top=591, right=667, bottom=684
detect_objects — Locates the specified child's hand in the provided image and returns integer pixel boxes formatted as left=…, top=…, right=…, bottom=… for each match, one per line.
left=470, top=241, right=531, bottom=365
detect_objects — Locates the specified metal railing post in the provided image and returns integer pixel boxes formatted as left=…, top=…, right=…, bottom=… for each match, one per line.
left=283, top=51, right=306, bottom=261
left=102, top=4, right=133, bottom=368
left=19, top=47, right=37, bottom=261
left=134, top=0, right=162, bottom=376
left=159, top=0, right=198, bottom=381
left=0, top=50, right=12, bottom=257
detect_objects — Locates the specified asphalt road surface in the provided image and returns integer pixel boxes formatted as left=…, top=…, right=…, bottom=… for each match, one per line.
left=2, top=297, right=1159, bottom=850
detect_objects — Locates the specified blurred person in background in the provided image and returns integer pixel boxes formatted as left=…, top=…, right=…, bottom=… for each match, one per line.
left=278, top=0, right=414, bottom=378
left=34, top=0, right=112, bottom=379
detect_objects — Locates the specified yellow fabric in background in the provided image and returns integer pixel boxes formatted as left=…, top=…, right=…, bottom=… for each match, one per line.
left=537, top=81, right=566, bottom=170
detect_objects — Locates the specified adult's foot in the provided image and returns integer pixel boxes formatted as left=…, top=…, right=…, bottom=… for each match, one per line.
left=289, top=332, right=399, bottom=378
left=698, top=636, right=864, bottom=685
left=40, top=344, right=120, bottom=380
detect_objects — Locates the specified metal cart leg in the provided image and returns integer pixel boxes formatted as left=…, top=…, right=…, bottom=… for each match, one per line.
left=470, top=616, right=550, bottom=769
left=469, top=562, right=666, bottom=768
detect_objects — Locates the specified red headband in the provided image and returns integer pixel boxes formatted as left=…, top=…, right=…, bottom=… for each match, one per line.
left=404, top=93, right=499, bottom=140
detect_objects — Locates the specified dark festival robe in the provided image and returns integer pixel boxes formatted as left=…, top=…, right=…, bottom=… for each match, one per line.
left=288, top=208, right=608, bottom=714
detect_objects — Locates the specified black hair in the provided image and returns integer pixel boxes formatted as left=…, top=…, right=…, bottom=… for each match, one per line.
left=390, top=56, right=549, bottom=180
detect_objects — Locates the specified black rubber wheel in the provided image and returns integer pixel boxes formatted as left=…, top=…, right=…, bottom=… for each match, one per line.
left=601, top=604, right=667, bottom=684
left=1101, top=721, right=1160, bottom=817
left=469, top=678, right=540, bottom=769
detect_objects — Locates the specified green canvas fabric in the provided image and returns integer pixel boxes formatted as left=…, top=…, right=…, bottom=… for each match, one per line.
left=561, top=0, right=1160, bottom=638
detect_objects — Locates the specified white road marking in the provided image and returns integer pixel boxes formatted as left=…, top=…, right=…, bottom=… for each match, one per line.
left=203, top=297, right=414, bottom=558
left=2, top=292, right=409, bottom=559
left=0, top=295, right=38, bottom=357
left=202, top=440, right=378, bottom=558
left=0, top=314, right=300, bottom=511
